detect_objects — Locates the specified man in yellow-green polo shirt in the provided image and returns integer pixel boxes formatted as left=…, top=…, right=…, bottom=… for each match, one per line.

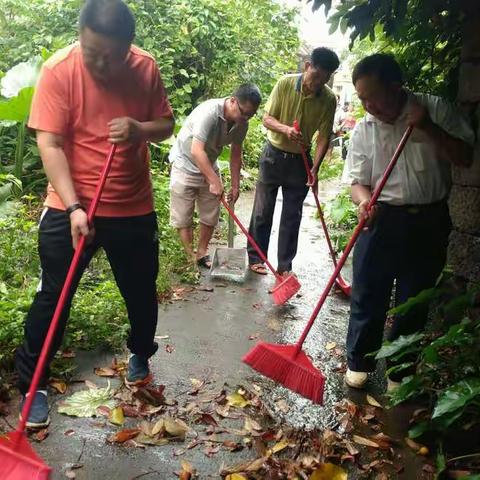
left=247, top=47, right=340, bottom=275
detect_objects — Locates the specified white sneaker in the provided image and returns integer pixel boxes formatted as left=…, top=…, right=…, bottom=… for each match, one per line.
left=386, top=378, right=401, bottom=393
left=345, top=368, right=368, bottom=389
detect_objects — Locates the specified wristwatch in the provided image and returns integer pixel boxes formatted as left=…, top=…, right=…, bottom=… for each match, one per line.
left=65, top=202, right=85, bottom=216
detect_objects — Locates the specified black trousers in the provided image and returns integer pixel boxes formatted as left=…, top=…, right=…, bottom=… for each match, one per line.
left=346, top=200, right=451, bottom=376
left=247, top=142, right=309, bottom=273
left=15, top=208, right=159, bottom=394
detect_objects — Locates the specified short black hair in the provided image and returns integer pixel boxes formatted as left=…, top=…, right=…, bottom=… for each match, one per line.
left=233, top=83, right=262, bottom=107
left=352, top=53, right=403, bottom=86
left=79, top=0, right=135, bottom=44
left=310, top=47, right=340, bottom=73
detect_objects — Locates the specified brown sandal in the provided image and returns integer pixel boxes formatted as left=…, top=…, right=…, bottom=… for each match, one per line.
left=249, top=263, right=268, bottom=275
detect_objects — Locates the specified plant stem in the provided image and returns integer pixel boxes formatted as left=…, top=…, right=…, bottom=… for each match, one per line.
left=447, top=452, right=480, bottom=463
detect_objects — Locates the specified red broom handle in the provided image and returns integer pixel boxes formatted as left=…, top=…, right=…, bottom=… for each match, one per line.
left=294, top=126, right=413, bottom=353
left=220, top=196, right=282, bottom=282
left=17, top=144, right=117, bottom=433
left=293, top=120, right=340, bottom=268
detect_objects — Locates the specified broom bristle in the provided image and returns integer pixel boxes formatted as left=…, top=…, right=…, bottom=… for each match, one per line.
left=0, top=432, right=51, bottom=479
left=271, top=274, right=301, bottom=305
left=242, top=342, right=325, bottom=404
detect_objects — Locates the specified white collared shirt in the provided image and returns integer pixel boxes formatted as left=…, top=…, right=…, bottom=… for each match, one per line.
left=342, top=91, right=474, bottom=205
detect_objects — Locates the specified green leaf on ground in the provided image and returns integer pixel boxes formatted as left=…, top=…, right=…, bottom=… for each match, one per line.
left=58, top=382, right=115, bottom=417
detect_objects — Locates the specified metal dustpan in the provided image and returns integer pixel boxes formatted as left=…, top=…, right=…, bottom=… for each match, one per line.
left=210, top=202, right=248, bottom=282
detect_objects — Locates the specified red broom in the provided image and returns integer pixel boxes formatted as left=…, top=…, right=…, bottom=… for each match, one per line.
left=220, top=197, right=300, bottom=304
left=243, top=127, right=413, bottom=404
left=293, top=120, right=351, bottom=297
left=0, top=144, right=117, bottom=479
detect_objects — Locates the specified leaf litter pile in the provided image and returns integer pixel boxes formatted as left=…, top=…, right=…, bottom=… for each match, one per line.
left=27, top=357, right=437, bottom=479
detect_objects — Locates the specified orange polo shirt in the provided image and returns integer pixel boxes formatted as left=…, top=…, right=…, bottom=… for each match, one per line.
left=28, top=43, right=173, bottom=217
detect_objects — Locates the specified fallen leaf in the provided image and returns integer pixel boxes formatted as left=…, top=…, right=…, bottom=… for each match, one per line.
left=179, top=459, right=195, bottom=480
left=404, top=437, right=428, bottom=455
left=109, top=407, right=125, bottom=426
left=49, top=379, right=67, bottom=394
left=275, top=399, right=290, bottom=413
left=203, top=444, right=220, bottom=457
left=94, top=367, right=116, bottom=377
left=223, top=440, right=243, bottom=452
left=267, top=439, right=290, bottom=455
left=64, top=429, right=75, bottom=436
left=227, top=392, right=249, bottom=408
left=189, top=378, right=205, bottom=395
left=165, top=344, right=175, bottom=354
left=309, top=463, right=347, bottom=480
left=366, top=394, right=383, bottom=409
left=32, top=428, right=49, bottom=442
left=155, top=335, right=170, bottom=340
left=65, top=470, right=76, bottom=479
left=352, top=435, right=380, bottom=448
left=195, top=413, right=219, bottom=427
left=197, top=286, right=214, bottom=292
left=226, top=475, right=248, bottom=480
left=325, top=342, right=337, bottom=351
left=107, top=428, right=139, bottom=443
left=135, top=433, right=170, bottom=446
left=248, top=333, right=260, bottom=340
left=58, top=383, right=115, bottom=417
left=164, top=417, right=189, bottom=439
left=244, top=416, right=262, bottom=432
left=221, top=457, right=266, bottom=475
left=61, top=349, right=76, bottom=358
left=252, top=303, right=262, bottom=309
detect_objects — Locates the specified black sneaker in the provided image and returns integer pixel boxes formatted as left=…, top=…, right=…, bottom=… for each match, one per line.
left=20, top=391, right=50, bottom=429
left=126, top=354, right=152, bottom=385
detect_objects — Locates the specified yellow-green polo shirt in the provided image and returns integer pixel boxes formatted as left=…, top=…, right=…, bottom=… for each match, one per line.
left=264, top=73, right=336, bottom=154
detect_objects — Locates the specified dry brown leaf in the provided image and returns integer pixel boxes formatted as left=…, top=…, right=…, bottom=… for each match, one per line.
left=107, top=428, right=140, bottom=443
left=135, top=433, right=170, bottom=446
left=325, top=342, right=337, bottom=351
left=49, top=379, right=67, bottom=394
left=366, top=394, right=383, bottom=409
left=65, top=470, right=76, bottom=479
left=221, top=457, right=267, bottom=475
left=275, top=399, right=290, bottom=414
left=94, top=367, right=116, bottom=377
left=32, top=428, right=49, bottom=442
left=164, top=417, right=189, bottom=439
left=225, top=475, right=248, bottom=480
left=223, top=440, right=243, bottom=452
left=244, top=417, right=262, bottom=432
left=352, top=435, right=380, bottom=448
left=195, top=413, right=219, bottom=427
left=179, top=459, right=195, bottom=480
left=203, top=444, right=220, bottom=457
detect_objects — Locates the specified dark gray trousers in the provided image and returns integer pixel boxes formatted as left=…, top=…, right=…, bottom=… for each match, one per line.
left=247, top=142, right=309, bottom=273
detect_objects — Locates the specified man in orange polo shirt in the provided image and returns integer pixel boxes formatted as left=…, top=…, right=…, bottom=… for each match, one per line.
left=15, top=0, right=174, bottom=428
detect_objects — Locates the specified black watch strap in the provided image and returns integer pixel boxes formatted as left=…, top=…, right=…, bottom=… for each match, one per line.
left=65, top=202, right=85, bottom=216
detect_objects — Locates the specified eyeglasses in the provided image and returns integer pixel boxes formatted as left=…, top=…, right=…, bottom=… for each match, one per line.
left=237, top=100, right=255, bottom=120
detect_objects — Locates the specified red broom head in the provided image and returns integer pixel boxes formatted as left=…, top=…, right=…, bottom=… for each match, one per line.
left=0, top=432, right=51, bottom=479
left=271, top=274, right=301, bottom=305
left=242, top=342, right=325, bottom=404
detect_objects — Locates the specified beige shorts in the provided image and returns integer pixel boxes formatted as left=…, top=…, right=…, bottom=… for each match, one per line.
left=169, top=166, right=220, bottom=228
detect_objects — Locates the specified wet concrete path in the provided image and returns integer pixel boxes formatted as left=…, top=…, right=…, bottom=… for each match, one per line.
left=3, top=181, right=427, bottom=479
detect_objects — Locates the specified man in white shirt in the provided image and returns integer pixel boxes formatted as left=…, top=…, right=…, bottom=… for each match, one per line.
left=169, top=84, right=261, bottom=268
left=343, top=54, right=474, bottom=390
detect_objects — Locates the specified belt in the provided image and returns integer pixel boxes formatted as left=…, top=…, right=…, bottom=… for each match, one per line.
left=267, top=141, right=309, bottom=160
left=378, top=198, right=447, bottom=215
